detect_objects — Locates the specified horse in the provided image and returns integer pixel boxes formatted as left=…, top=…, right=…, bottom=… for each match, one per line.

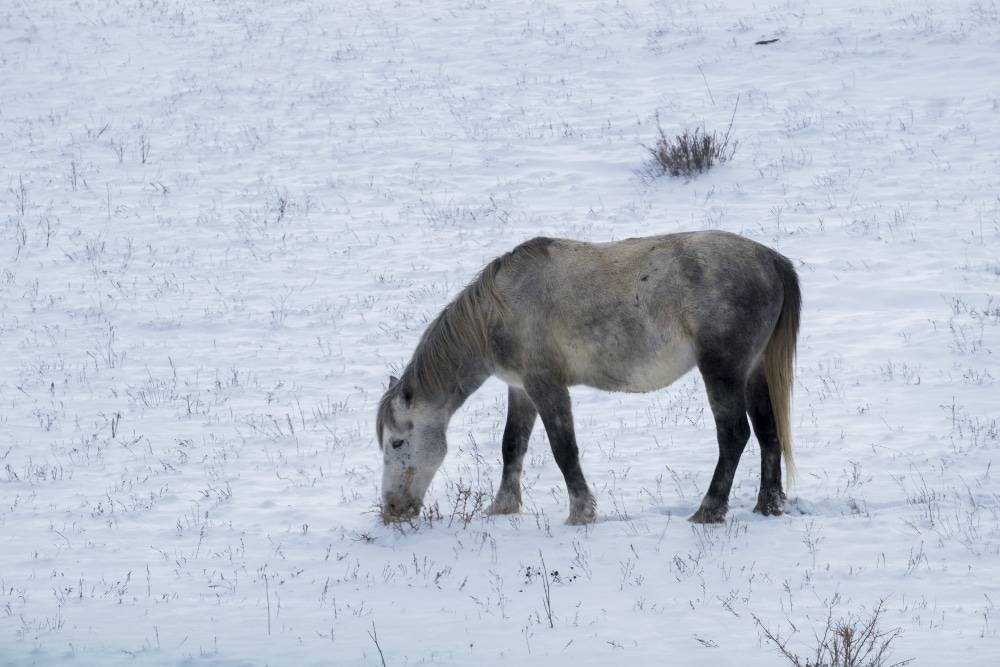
left=376, top=230, right=801, bottom=525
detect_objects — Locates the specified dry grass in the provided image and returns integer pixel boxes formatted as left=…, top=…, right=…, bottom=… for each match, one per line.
left=643, top=99, right=740, bottom=178
left=754, top=599, right=912, bottom=667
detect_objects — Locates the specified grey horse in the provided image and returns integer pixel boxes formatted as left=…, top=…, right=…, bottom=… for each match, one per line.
left=377, top=231, right=801, bottom=525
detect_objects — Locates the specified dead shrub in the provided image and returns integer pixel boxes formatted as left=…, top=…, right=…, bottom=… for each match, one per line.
left=753, top=600, right=912, bottom=667
left=644, top=100, right=739, bottom=179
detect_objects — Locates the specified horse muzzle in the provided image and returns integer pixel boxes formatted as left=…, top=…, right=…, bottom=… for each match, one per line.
left=380, top=493, right=422, bottom=523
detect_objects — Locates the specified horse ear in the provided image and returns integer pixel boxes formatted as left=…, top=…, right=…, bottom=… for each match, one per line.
left=388, top=376, right=399, bottom=388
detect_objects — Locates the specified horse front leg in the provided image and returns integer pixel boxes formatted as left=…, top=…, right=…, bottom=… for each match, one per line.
left=690, top=370, right=752, bottom=524
left=486, top=386, right=537, bottom=516
left=524, top=378, right=596, bottom=525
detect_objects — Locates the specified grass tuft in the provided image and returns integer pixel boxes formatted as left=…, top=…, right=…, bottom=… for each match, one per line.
left=643, top=98, right=740, bottom=179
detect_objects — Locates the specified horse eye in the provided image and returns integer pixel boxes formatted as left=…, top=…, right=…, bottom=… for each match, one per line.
left=391, top=439, right=405, bottom=450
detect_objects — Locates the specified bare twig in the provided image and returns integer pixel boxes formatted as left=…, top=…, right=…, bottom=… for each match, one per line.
left=264, top=574, right=271, bottom=636
left=368, top=622, right=387, bottom=666
left=697, top=64, right=715, bottom=105
left=539, top=550, right=554, bottom=628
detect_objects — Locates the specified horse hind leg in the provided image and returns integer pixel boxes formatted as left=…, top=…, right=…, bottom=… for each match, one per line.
left=486, top=386, right=537, bottom=516
left=746, top=364, right=786, bottom=516
left=689, top=364, right=752, bottom=524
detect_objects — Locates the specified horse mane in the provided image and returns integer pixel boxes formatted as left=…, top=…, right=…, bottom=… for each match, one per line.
left=376, top=237, right=553, bottom=447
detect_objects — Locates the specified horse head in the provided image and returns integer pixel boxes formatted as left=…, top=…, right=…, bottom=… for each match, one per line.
left=376, top=376, right=448, bottom=522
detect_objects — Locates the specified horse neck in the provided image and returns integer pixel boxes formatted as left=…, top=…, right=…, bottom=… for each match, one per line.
left=409, top=355, right=491, bottom=422
left=450, top=362, right=491, bottom=414
left=408, top=286, right=496, bottom=418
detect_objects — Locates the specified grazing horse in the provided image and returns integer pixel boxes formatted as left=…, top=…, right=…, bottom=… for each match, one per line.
left=377, top=231, right=801, bottom=525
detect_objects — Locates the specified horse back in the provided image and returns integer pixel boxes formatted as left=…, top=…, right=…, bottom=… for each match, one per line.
left=487, top=232, right=793, bottom=392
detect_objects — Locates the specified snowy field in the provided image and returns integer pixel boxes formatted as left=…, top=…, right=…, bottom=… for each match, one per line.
left=2, top=0, right=1000, bottom=664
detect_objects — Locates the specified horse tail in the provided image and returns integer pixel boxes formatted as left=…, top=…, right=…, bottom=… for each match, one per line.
left=764, top=253, right=801, bottom=490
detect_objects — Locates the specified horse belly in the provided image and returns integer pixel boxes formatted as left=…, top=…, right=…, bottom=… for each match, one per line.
left=562, top=335, right=696, bottom=394
left=621, top=339, right=697, bottom=393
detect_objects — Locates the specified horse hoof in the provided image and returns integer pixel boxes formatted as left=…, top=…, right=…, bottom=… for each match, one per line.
left=486, top=489, right=521, bottom=516
left=752, top=502, right=784, bottom=516
left=485, top=502, right=518, bottom=516
left=565, top=514, right=596, bottom=526
left=753, top=489, right=786, bottom=516
left=688, top=505, right=727, bottom=524
left=565, top=505, right=597, bottom=525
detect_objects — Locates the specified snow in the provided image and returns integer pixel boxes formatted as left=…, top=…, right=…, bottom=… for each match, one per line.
left=2, top=0, right=999, bottom=664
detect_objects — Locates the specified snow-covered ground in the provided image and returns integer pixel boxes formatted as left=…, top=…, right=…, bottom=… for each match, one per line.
left=2, top=0, right=999, bottom=664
